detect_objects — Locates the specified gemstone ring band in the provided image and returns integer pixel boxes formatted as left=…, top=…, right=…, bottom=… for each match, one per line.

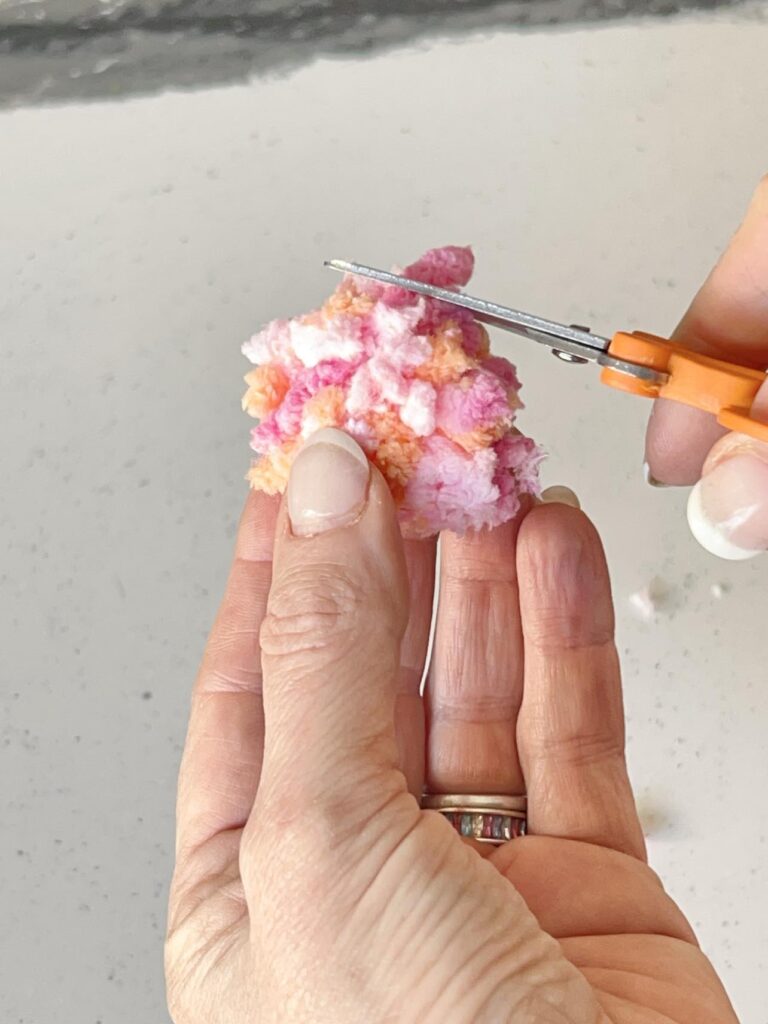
left=421, top=793, right=527, bottom=844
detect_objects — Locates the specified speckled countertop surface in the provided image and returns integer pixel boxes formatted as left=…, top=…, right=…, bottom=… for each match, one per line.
left=2, top=6, right=768, bottom=1022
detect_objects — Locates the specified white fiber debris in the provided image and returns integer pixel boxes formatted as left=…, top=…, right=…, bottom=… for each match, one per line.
left=627, top=577, right=669, bottom=621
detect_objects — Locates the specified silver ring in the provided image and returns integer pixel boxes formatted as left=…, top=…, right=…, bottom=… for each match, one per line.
left=421, top=793, right=527, bottom=844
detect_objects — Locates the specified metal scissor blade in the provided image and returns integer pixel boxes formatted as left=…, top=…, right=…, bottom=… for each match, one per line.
left=324, top=259, right=610, bottom=362
left=324, top=259, right=666, bottom=384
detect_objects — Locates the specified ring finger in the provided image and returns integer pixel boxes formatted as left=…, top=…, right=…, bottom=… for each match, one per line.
left=424, top=500, right=531, bottom=797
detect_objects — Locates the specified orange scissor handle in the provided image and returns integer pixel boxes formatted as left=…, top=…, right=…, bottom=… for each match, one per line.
left=599, top=331, right=768, bottom=443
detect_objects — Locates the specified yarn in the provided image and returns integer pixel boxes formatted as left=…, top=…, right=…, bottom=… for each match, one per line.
left=242, top=246, right=541, bottom=537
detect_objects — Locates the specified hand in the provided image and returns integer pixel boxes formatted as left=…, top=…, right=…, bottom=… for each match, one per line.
left=166, top=430, right=737, bottom=1023
left=645, top=175, right=768, bottom=559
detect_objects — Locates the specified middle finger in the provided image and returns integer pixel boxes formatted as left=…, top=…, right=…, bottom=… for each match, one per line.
left=397, top=536, right=438, bottom=797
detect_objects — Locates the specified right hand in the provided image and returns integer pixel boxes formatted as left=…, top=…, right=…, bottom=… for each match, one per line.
left=644, top=176, right=768, bottom=560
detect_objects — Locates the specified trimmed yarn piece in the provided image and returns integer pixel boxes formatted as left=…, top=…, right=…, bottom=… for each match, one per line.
left=242, top=246, right=542, bottom=538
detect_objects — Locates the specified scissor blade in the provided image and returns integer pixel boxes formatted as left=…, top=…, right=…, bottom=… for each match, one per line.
left=324, top=258, right=611, bottom=361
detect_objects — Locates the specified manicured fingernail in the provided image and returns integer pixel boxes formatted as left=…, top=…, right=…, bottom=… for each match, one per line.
left=288, top=428, right=370, bottom=536
left=643, top=462, right=671, bottom=488
left=541, top=485, right=580, bottom=509
left=687, top=453, right=768, bottom=560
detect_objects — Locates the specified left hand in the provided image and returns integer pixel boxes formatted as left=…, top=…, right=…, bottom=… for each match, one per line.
left=166, top=430, right=736, bottom=1023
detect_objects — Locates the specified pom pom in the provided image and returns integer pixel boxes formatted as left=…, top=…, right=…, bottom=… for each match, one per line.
left=242, top=246, right=542, bottom=538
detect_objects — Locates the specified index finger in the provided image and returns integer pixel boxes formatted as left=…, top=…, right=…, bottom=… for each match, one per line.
left=645, top=176, right=768, bottom=485
left=174, top=490, right=278, bottom=864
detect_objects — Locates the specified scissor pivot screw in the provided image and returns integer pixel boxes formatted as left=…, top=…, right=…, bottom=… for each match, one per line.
left=552, top=349, right=589, bottom=365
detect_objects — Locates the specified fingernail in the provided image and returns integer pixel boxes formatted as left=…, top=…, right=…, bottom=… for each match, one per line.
left=541, top=485, right=581, bottom=509
left=687, top=453, right=768, bottom=560
left=288, top=428, right=370, bottom=537
left=643, top=462, right=671, bottom=488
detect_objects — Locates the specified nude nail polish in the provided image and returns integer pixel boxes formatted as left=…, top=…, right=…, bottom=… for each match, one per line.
left=541, top=485, right=581, bottom=509
left=288, top=428, right=370, bottom=537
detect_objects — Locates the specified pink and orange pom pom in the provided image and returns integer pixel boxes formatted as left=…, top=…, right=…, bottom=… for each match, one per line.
left=242, top=246, right=542, bottom=538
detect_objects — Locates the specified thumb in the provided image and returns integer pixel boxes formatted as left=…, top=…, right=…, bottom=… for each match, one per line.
left=687, top=390, right=768, bottom=560
left=255, top=428, right=411, bottom=821
left=645, top=175, right=768, bottom=486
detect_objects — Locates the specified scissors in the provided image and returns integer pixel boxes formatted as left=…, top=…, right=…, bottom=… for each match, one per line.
left=325, top=259, right=768, bottom=443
